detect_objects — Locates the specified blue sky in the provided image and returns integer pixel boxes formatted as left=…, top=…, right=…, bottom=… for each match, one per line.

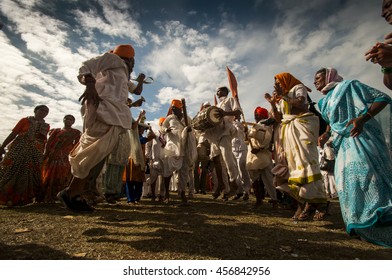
left=0, top=0, right=390, bottom=140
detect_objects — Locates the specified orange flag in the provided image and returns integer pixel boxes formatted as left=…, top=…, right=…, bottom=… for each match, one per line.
left=226, top=66, right=238, bottom=98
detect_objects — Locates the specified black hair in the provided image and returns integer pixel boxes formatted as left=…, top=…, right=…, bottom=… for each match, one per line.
left=34, top=105, right=49, bottom=113
left=217, top=86, right=230, bottom=94
left=316, top=68, right=327, bottom=76
left=64, top=114, right=75, bottom=122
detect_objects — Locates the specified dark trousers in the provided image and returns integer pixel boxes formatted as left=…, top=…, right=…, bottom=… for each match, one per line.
left=125, top=181, right=143, bottom=202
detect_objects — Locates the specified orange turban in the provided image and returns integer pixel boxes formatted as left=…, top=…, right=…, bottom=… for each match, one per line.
left=254, top=107, right=269, bottom=119
left=171, top=99, right=183, bottom=109
left=158, top=117, right=166, bottom=126
left=166, top=99, right=183, bottom=116
left=274, top=72, right=311, bottom=94
left=113, top=44, right=135, bottom=59
left=274, top=72, right=302, bottom=94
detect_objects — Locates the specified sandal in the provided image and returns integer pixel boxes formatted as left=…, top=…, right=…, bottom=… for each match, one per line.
left=297, top=203, right=312, bottom=221
left=313, top=210, right=327, bottom=221
left=297, top=210, right=311, bottom=221
left=313, top=201, right=330, bottom=221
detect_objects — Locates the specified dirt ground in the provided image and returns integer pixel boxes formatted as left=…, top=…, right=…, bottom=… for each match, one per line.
left=0, top=193, right=391, bottom=260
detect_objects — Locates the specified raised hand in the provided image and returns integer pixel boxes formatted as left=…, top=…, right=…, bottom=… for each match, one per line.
left=136, top=73, right=146, bottom=83
left=264, top=92, right=276, bottom=104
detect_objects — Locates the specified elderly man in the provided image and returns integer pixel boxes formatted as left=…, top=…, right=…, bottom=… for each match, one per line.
left=57, top=44, right=145, bottom=211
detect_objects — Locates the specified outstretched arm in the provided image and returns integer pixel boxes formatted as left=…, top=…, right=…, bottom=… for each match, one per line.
left=132, top=110, right=146, bottom=130
left=131, top=73, right=146, bottom=95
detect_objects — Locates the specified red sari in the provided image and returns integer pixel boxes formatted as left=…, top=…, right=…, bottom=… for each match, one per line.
left=40, top=127, right=81, bottom=202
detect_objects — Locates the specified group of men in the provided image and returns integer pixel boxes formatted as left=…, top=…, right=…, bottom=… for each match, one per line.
left=142, top=86, right=278, bottom=208
left=56, top=43, right=278, bottom=212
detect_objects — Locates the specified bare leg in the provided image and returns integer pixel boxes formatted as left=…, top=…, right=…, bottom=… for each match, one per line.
left=292, top=201, right=305, bottom=220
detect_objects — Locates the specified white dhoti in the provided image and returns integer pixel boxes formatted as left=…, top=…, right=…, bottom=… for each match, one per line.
left=69, top=121, right=126, bottom=179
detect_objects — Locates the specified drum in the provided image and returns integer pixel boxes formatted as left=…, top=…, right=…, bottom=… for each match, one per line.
left=192, top=106, right=222, bottom=131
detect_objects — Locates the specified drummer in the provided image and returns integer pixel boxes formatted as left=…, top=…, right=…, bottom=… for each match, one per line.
left=203, top=86, right=242, bottom=200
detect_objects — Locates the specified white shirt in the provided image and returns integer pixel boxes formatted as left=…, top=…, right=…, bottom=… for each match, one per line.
left=78, top=52, right=133, bottom=129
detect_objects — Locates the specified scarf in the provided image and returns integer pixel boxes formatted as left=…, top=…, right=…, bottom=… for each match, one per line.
left=321, top=67, right=343, bottom=94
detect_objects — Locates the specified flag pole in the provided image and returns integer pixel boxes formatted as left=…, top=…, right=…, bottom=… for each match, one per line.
left=226, top=66, right=252, bottom=147
left=226, top=66, right=246, bottom=123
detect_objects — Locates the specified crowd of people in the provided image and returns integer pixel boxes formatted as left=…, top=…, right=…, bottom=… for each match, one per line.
left=1, top=1, right=392, bottom=248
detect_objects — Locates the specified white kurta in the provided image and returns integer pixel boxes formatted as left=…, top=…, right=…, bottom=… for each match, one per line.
left=246, top=121, right=276, bottom=200
left=162, top=114, right=197, bottom=192
left=70, top=53, right=132, bottom=179
left=204, top=96, right=241, bottom=182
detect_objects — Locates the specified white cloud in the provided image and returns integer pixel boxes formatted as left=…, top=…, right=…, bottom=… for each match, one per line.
left=0, top=0, right=391, bottom=142
left=0, top=0, right=85, bottom=139
left=74, top=0, right=147, bottom=46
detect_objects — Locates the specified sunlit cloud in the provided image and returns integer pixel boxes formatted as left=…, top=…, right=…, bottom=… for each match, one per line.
left=0, top=0, right=390, bottom=143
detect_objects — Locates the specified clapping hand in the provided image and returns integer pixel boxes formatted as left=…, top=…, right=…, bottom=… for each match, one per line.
left=265, top=92, right=278, bottom=104
left=365, top=32, right=392, bottom=67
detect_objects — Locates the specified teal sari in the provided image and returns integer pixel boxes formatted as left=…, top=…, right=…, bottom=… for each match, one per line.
left=318, top=80, right=392, bottom=247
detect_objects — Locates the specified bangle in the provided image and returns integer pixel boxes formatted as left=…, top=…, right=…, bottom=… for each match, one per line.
left=381, top=67, right=392, bottom=73
left=361, top=112, right=372, bottom=121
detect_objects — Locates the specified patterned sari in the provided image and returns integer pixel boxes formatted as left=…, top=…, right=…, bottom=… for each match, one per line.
left=318, top=80, right=392, bottom=247
left=40, top=127, right=81, bottom=202
left=0, top=117, right=49, bottom=206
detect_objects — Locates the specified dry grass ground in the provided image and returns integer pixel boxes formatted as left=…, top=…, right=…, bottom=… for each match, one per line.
left=0, top=192, right=391, bottom=260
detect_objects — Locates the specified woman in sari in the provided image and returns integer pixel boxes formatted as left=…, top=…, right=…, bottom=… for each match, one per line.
left=265, top=72, right=328, bottom=221
left=315, top=67, right=392, bottom=247
left=39, top=115, right=81, bottom=203
left=0, top=105, right=50, bottom=206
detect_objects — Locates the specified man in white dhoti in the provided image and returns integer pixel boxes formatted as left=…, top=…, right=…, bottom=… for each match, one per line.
left=204, top=86, right=242, bottom=199
left=57, top=44, right=145, bottom=211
